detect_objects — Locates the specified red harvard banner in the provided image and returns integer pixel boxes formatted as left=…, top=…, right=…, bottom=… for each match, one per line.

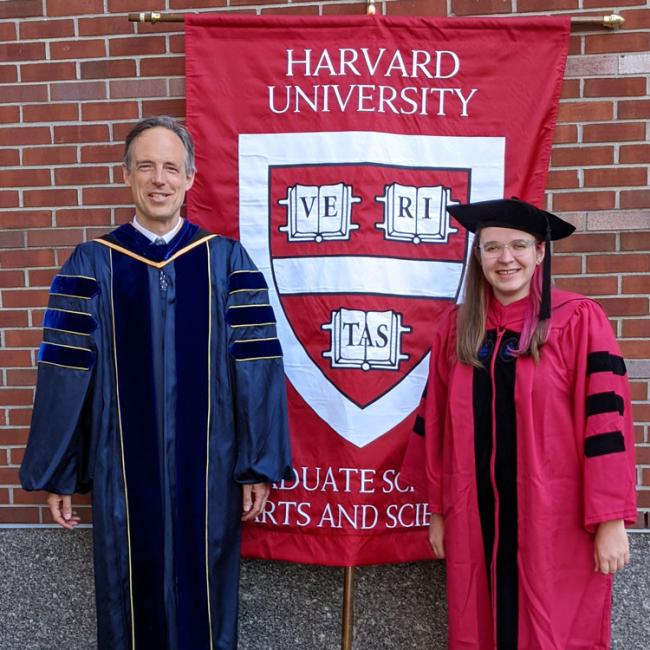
left=185, top=15, right=569, bottom=566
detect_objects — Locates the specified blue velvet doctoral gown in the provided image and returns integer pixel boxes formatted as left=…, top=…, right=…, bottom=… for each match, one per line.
left=20, top=221, right=292, bottom=650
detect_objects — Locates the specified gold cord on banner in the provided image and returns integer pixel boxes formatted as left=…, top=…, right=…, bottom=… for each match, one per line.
left=127, top=12, right=626, bottom=29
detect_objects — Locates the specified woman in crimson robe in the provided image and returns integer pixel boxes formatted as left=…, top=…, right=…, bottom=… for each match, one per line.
left=402, top=198, right=636, bottom=650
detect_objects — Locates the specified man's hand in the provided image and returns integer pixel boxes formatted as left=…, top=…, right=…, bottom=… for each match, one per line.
left=428, top=513, right=445, bottom=559
left=46, top=492, right=80, bottom=530
left=594, top=519, right=630, bottom=575
left=241, top=482, right=270, bottom=522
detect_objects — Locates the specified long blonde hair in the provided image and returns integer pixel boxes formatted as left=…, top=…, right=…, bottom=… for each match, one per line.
left=456, top=237, right=549, bottom=367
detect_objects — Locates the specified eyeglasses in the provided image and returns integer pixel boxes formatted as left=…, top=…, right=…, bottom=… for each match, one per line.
left=477, top=239, right=537, bottom=259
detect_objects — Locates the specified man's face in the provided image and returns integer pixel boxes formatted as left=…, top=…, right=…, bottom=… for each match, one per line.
left=122, top=126, right=195, bottom=230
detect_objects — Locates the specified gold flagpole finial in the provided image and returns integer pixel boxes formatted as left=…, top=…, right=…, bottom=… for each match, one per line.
left=603, top=13, right=625, bottom=29
left=367, top=0, right=376, bottom=16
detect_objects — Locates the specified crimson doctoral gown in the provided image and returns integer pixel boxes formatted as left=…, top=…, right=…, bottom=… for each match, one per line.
left=402, top=289, right=636, bottom=650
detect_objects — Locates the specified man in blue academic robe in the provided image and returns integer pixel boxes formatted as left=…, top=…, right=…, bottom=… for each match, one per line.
left=20, top=116, right=292, bottom=650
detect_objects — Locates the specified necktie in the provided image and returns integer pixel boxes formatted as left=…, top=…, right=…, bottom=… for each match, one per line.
left=153, top=237, right=166, bottom=245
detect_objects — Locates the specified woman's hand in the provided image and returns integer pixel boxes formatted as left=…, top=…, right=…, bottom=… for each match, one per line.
left=594, top=519, right=630, bottom=575
left=428, top=513, right=445, bottom=559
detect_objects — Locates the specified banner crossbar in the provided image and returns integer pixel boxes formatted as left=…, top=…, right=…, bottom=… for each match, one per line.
left=127, top=11, right=625, bottom=30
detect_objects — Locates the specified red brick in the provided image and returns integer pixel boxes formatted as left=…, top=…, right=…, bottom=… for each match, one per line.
left=11, top=490, right=48, bottom=506
left=451, top=0, right=511, bottom=14
left=0, top=248, right=55, bottom=268
left=621, top=232, right=650, bottom=251
left=23, top=146, right=78, bottom=166
left=585, top=32, right=649, bottom=55
left=21, top=61, right=77, bottom=83
left=109, top=36, right=166, bottom=57
left=0, top=271, right=25, bottom=288
left=28, top=269, right=57, bottom=287
left=320, top=3, right=367, bottom=14
left=24, top=188, right=78, bottom=208
left=554, top=276, right=617, bottom=296
left=109, top=78, right=168, bottom=99
left=557, top=101, right=613, bottom=123
left=0, top=149, right=20, bottom=166
left=0, top=389, right=35, bottom=406
left=553, top=124, right=577, bottom=145
left=637, top=491, right=650, bottom=509
left=0, top=83, right=48, bottom=103
left=584, top=0, right=645, bottom=6
left=170, top=0, right=227, bottom=7
left=584, top=167, right=647, bottom=188
left=622, top=319, right=650, bottom=338
left=81, top=101, right=139, bottom=122
left=0, top=350, right=33, bottom=367
left=597, top=297, right=649, bottom=318
left=27, top=228, right=84, bottom=248
left=620, top=8, right=650, bottom=30
left=0, top=231, right=25, bottom=248
left=621, top=190, right=650, bottom=210
left=0, top=41, right=45, bottom=62
left=2, top=288, right=50, bottom=308
left=50, top=39, right=106, bottom=60
left=23, top=102, right=79, bottom=122
left=0, top=191, right=19, bottom=208
left=0, top=310, right=29, bottom=327
left=519, top=0, right=577, bottom=8
left=140, top=56, right=185, bottom=77
left=0, top=168, right=51, bottom=188
left=20, top=18, right=75, bottom=40
left=546, top=170, right=578, bottom=190
left=80, top=59, right=137, bottom=80
left=0, top=210, right=52, bottom=229
left=552, top=191, right=614, bottom=212
left=83, top=186, right=133, bottom=206
left=53, top=124, right=110, bottom=145
left=141, top=99, right=185, bottom=118
left=0, top=64, right=18, bottom=83
left=553, top=255, right=582, bottom=275
left=588, top=254, right=650, bottom=274
left=0, top=105, right=19, bottom=123
left=79, top=16, right=135, bottom=37
left=559, top=79, right=580, bottom=100
left=168, top=78, right=185, bottom=97
left=0, top=126, right=50, bottom=146
left=0, top=22, right=17, bottom=40
left=0, top=0, right=43, bottom=18
left=51, top=81, right=108, bottom=102
left=80, top=144, right=124, bottom=164
left=583, top=122, right=646, bottom=143
left=619, top=340, right=650, bottom=359
left=7, top=408, right=34, bottom=426
left=584, top=77, right=646, bottom=98
left=629, top=381, right=648, bottom=401
left=620, top=145, right=650, bottom=165
left=551, top=146, right=613, bottom=168
left=4, top=329, right=42, bottom=348
left=6, top=370, right=37, bottom=387
left=55, top=166, right=111, bottom=186
left=56, top=208, right=113, bottom=227
left=109, top=0, right=162, bottom=8
left=169, top=34, right=185, bottom=55
left=6, top=450, right=24, bottom=469
left=618, top=100, right=650, bottom=120
left=263, top=4, right=319, bottom=12
left=46, top=0, right=104, bottom=16
left=0, top=507, right=41, bottom=524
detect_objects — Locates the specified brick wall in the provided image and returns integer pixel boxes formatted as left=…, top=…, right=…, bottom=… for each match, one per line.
left=0, top=0, right=648, bottom=529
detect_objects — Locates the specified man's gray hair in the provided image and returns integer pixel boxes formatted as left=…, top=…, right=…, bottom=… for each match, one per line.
left=123, top=115, right=196, bottom=175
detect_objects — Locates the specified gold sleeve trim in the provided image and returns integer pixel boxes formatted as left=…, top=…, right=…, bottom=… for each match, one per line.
left=37, top=360, right=91, bottom=372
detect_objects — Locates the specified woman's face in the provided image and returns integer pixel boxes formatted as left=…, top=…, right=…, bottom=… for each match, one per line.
left=476, top=226, right=545, bottom=305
